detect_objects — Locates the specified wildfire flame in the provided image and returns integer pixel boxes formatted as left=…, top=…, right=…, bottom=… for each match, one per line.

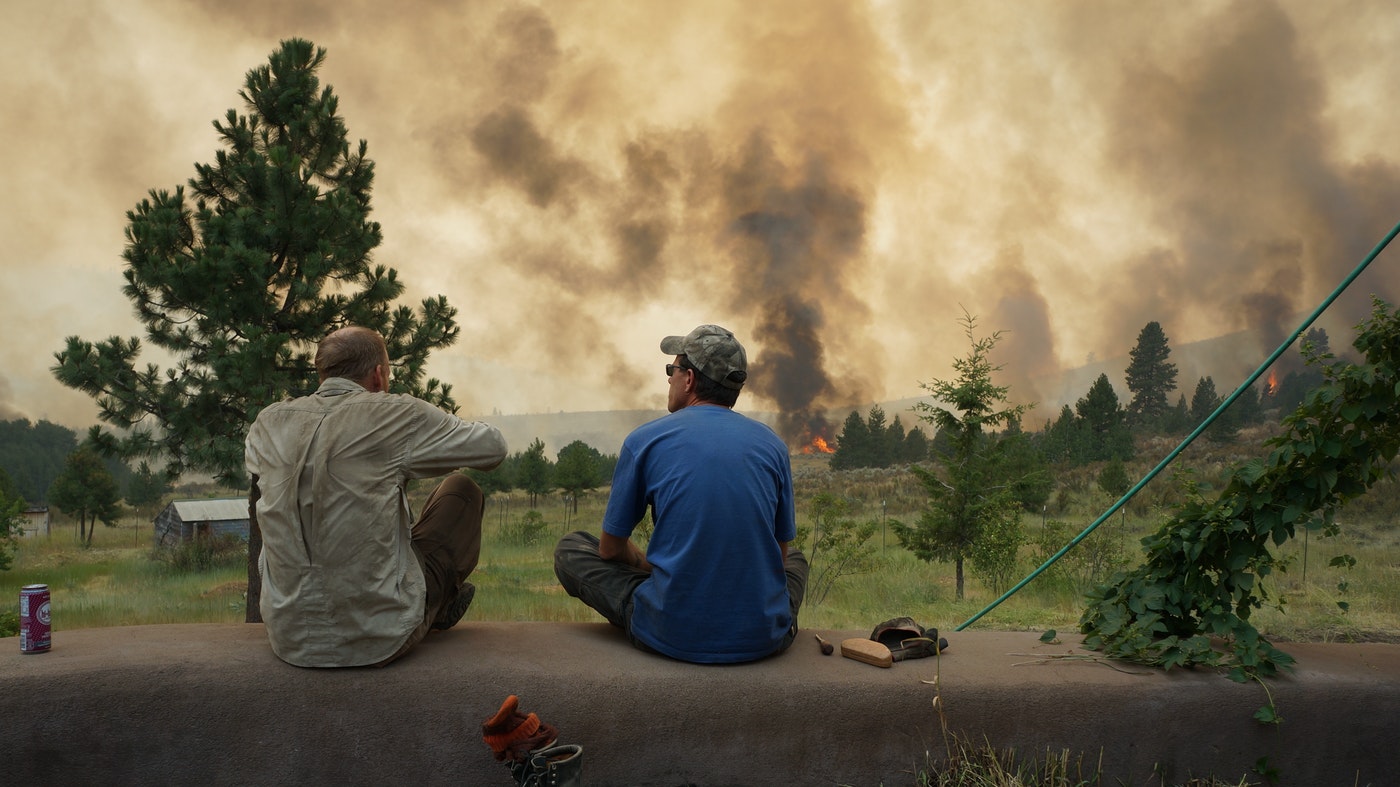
left=802, top=436, right=835, bottom=454
left=1265, top=370, right=1279, bottom=397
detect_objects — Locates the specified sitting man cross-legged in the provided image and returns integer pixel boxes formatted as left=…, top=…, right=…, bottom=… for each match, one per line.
left=246, top=326, right=507, bottom=668
left=554, top=324, right=809, bottom=664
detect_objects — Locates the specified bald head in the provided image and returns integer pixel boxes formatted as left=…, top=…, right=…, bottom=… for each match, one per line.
left=315, top=326, right=389, bottom=385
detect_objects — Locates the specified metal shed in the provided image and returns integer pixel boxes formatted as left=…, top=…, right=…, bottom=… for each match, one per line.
left=153, top=498, right=249, bottom=548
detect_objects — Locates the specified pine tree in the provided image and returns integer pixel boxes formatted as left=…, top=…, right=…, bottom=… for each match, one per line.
left=887, top=415, right=908, bottom=461
left=48, top=447, right=121, bottom=548
left=830, top=410, right=870, bottom=470
left=51, top=38, right=459, bottom=486
left=1163, top=393, right=1191, bottom=434
left=1124, top=322, right=1178, bottom=430
left=1041, top=404, right=1081, bottom=464
left=865, top=405, right=891, bottom=468
left=1189, top=376, right=1220, bottom=424
left=554, top=440, right=606, bottom=514
left=1076, top=374, right=1134, bottom=461
left=895, top=312, right=1032, bottom=600
left=517, top=439, right=553, bottom=507
left=901, top=426, right=930, bottom=463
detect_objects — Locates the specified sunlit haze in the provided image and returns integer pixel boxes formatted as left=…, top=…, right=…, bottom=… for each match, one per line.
left=3, top=1, right=1398, bottom=449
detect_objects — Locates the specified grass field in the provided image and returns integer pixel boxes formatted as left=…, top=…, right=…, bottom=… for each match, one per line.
left=5, top=447, right=1397, bottom=646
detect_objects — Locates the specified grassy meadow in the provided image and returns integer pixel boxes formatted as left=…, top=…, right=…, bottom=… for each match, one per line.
left=5, top=434, right=1399, bottom=645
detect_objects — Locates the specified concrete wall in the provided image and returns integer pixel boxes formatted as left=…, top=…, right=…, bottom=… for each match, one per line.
left=3, top=623, right=1396, bottom=786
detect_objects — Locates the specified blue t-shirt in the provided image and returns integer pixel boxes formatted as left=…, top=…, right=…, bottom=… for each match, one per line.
left=602, top=405, right=797, bottom=663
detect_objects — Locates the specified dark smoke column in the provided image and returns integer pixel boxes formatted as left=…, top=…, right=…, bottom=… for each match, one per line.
left=723, top=138, right=867, bottom=448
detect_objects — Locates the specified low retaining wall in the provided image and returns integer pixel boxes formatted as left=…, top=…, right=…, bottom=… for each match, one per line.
left=3, top=622, right=1397, bottom=785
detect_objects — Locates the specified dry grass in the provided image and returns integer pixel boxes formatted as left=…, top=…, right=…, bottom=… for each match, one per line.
left=4, top=443, right=1398, bottom=647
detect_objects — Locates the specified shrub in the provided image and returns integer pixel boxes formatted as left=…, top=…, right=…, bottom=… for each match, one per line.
left=154, top=534, right=246, bottom=572
left=500, top=510, right=550, bottom=547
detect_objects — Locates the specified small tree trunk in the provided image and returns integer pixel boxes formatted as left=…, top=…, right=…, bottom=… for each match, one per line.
left=245, top=476, right=263, bottom=623
left=955, top=557, right=965, bottom=601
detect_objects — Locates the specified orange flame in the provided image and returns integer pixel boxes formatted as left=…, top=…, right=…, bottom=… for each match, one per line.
left=1265, top=370, right=1279, bottom=397
left=801, top=436, right=835, bottom=454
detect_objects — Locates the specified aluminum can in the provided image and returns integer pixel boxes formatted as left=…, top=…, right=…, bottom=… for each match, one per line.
left=20, top=584, right=52, bottom=654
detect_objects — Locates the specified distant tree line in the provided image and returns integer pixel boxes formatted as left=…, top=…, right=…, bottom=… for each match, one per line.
left=467, top=438, right=618, bottom=514
left=829, top=406, right=929, bottom=470
left=0, top=419, right=173, bottom=547
left=0, top=419, right=155, bottom=507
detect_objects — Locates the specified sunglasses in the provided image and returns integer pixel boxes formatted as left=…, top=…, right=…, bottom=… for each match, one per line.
left=666, top=363, right=692, bottom=377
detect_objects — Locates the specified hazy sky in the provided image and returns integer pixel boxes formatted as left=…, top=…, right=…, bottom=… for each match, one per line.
left=3, top=0, right=1398, bottom=444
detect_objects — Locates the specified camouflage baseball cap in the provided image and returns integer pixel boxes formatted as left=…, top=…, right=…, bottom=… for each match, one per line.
left=660, top=324, right=748, bottom=390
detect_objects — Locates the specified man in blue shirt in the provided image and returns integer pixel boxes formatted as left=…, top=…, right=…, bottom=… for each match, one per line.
left=554, top=324, right=809, bottom=663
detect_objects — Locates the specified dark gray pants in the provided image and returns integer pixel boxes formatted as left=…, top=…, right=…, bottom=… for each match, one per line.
left=553, top=530, right=810, bottom=660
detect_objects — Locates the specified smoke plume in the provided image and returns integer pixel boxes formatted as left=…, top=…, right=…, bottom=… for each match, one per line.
left=3, top=0, right=1400, bottom=449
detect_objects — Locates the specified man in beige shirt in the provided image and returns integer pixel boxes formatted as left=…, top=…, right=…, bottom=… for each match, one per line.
left=246, top=326, right=507, bottom=667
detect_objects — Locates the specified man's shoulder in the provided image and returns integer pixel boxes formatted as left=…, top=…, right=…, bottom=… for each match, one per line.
left=631, top=406, right=785, bottom=448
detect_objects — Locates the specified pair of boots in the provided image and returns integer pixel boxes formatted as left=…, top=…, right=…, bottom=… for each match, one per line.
left=482, top=695, right=582, bottom=787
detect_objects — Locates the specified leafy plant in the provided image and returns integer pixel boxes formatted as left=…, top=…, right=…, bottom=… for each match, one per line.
left=500, top=510, right=550, bottom=547
left=800, top=492, right=878, bottom=606
left=1080, top=298, right=1400, bottom=681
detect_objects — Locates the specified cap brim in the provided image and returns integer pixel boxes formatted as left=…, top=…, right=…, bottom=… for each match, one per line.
left=659, top=335, right=687, bottom=355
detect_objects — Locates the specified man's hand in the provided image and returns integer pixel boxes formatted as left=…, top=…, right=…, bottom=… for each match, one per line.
left=600, top=532, right=651, bottom=573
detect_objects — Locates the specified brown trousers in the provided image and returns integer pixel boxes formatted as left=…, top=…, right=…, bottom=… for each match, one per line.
left=381, top=473, right=485, bottom=665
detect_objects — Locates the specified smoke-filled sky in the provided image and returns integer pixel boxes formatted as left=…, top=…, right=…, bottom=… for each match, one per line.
left=3, top=0, right=1398, bottom=444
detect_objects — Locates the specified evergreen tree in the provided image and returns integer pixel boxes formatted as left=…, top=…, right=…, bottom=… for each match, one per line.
left=1302, top=326, right=1331, bottom=356
left=1272, top=328, right=1333, bottom=415
left=865, top=405, right=891, bottom=468
left=517, top=438, right=553, bottom=507
left=1124, top=321, right=1178, bottom=430
left=466, top=460, right=515, bottom=499
left=895, top=313, right=1032, bottom=600
left=1000, top=419, right=1053, bottom=512
left=123, top=461, right=171, bottom=512
left=0, top=468, right=23, bottom=572
left=1163, top=393, right=1191, bottom=434
left=887, top=416, right=908, bottom=461
left=1097, top=457, right=1131, bottom=500
left=0, top=419, right=78, bottom=504
left=48, top=447, right=122, bottom=548
left=0, top=468, right=21, bottom=504
left=1233, top=381, right=1264, bottom=427
left=51, top=38, right=460, bottom=487
left=554, top=440, right=606, bottom=514
left=1041, top=404, right=1081, bottom=464
left=1076, top=374, right=1134, bottom=461
left=901, top=425, right=929, bottom=463
left=1189, top=376, right=1220, bottom=424
left=829, top=410, right=870, bottom=470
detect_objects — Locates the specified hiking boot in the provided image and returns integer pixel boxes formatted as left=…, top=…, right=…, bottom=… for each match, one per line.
left=431, top=581, right=475, bottom=630
left=871, top=616, right=948, bottom=661
left=508, top=744, right=583, bottom=787
left=482, top=695, right=559, bottom=763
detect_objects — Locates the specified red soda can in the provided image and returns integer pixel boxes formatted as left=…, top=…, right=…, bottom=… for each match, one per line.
left=20, top=584, right=52, bottom=654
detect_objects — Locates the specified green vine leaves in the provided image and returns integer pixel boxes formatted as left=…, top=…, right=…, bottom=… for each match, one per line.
left=1079, top=297, right=1400, bottom=681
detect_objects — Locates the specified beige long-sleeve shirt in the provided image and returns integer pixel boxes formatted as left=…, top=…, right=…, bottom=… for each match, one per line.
left=245, top=377, right=507, bottom=667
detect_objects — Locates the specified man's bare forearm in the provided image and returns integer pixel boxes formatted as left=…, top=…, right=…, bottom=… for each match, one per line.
left=600, top=531, right=652, bottom=573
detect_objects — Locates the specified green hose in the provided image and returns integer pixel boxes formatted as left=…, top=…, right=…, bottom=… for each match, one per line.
left=956, top=217, right=1400, bottom=631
